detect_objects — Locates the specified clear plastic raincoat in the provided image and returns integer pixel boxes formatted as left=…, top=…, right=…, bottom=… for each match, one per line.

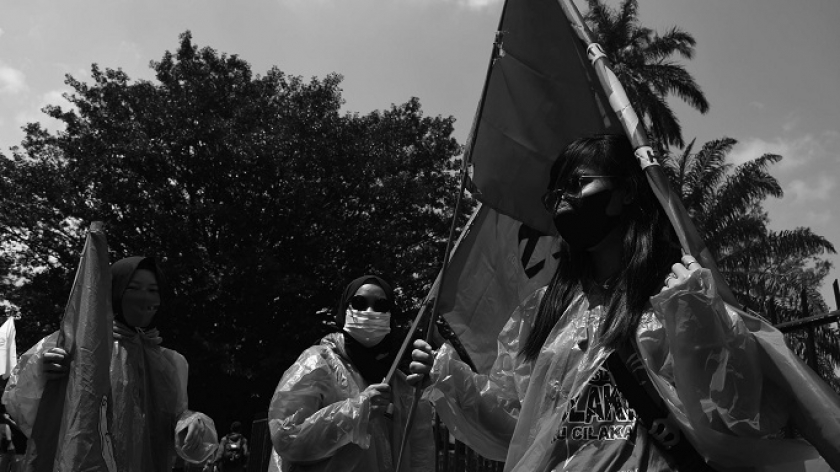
left=426, top=269, right=840, bottom=471
left=268, top=332, right=434, bottom=472
left=3, top=327, right=218, bottom=471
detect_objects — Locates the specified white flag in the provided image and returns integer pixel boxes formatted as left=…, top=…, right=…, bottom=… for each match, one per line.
left=0, top=317, right=16, bottom=379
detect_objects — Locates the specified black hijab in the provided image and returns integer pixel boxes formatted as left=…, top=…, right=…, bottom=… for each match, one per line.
left=335, top=275, right=397, bottom=384
left=111, top=256, right=167, bottom=328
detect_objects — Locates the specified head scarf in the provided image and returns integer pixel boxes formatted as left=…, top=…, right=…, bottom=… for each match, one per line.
left=334, top=275, right=397, bottom=383
left=111, top=256, right=167, bottom=328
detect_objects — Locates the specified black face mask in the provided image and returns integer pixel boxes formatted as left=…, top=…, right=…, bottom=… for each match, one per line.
left=553, top=189, right=622, bottom=249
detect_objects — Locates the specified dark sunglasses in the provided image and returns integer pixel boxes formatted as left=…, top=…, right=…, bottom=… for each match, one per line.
left=349, top=295, right=393, bottom=312
left=542, top=174, right=622, bottom=212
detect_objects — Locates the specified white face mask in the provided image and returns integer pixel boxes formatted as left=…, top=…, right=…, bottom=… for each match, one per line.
left=343, top=308, right=391, bottom=347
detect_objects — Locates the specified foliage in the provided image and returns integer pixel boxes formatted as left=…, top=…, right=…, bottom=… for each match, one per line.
left=661, top=138, right=839, bottom=389
left=586, top=0, right=709, bottom=148
left=0, top=31, right=470, bottom=428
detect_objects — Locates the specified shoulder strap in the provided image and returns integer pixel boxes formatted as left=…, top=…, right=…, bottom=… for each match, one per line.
left=606, top=342, right=717, bottom=472
left=605, top=342, right=667, bottom=428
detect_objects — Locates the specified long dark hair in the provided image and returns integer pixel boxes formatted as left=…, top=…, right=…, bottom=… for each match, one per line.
left=521, top=134, right=680, bottom=360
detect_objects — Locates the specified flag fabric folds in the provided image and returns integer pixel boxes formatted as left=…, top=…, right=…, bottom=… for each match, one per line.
left=436, top=204, right=557, bottom=373
left=0, top=317, right=17, bottom=379
left=27, top=222, right=116, bottom=472
left=468, top=0, right=622, bottom=236
left=441, top=0, right=621, bottom=370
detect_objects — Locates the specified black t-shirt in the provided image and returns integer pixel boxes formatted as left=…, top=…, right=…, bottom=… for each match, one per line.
left=545, top=365, right=676, bottom=471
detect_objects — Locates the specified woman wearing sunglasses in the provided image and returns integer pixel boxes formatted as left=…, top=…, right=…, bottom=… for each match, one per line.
left=409, top=134, right=840, bottom=471
left=268, top=275, right=434, bottom=472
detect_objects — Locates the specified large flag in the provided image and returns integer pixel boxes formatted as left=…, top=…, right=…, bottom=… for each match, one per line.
left=439, top=0, right=620, bottom=371
left=434, top=204, right=557, bottom=373
left=27, top=222, right=116, bottom=472
left=0, top=317, right=17, bottom=379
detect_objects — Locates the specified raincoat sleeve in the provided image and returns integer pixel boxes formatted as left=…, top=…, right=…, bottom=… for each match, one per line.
left=640, top=268, right=840, bottom=470
left=166, top=350, right=219, bottom=464
left=423, top=288, right=541, bottom=462
left=268, top=346, right=373, bottom=463
left=1, top=332, right=59, bottom=437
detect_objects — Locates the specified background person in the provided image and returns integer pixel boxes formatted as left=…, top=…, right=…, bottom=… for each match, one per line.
left=215, top=421, right=249, bottom=472
left=3, top=256, right=218, bottom=472
left=268, top=275, right=434, bottom=472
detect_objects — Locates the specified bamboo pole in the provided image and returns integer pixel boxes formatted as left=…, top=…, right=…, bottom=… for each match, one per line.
left=555, top=0, right=741, bottom=309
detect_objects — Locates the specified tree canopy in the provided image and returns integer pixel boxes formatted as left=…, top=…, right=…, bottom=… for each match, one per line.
left=0, top=31, right=469, bottom=428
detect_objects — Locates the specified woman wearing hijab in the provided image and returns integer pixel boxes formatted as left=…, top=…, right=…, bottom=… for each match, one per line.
left=409, top=134, right=840, bottom=471
left=268, top=275, right=434, bottom=472
left=3, top=256, right=218, bottom=471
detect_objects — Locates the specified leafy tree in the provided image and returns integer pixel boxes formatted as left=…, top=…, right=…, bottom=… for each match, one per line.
left=662, top=137, right=839, bottom=389
left=586, top=0, right=709, bottom=148
left=0, top=31, right=469, bottom=429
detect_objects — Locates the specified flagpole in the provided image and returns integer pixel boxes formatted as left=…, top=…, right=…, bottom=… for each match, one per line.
left=556, top=0, right=741, bottom=308
left=382, top=0, right=510, bottom=388
left=388, top=1, right=514, bottom=469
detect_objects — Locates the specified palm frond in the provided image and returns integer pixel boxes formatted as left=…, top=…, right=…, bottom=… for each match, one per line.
left=641, top=63, right=710, bottom=113
left=646, top=27, right=697, bottom=61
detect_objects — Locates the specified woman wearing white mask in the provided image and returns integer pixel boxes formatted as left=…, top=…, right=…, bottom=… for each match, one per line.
left=268, top=275, right=433, bottom=472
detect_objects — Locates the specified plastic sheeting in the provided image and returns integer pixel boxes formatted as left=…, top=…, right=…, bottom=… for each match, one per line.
left=268, top=333, right=434, bottom=472
left=3, top=331, right=217, bottom=472
left=426, top=269, right=840, bottom=472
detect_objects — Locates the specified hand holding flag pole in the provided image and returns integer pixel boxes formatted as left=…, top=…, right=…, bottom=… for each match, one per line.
left=384, top=152, right=472, bottom=470
left=384, top=5, right=508, bottom=467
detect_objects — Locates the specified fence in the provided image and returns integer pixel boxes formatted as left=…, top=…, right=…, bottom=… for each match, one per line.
left=247, top=413, right=274, bottom=472
left=432, top=415, right=504, bottom=472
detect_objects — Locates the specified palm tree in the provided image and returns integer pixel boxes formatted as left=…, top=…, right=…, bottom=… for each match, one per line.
left=585, top=0, right=709, bottom=148
left=662, top=137, right=839, bottom=390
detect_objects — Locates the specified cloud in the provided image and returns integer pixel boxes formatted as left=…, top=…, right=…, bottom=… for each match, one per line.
left=782, top=115, right=801, bottom=133
left=0, top=62, right=27, bottom=95
left=14, top=89, right=73, bottom=132
left=803, top=209, right=832, bottom=226
left=786, top=176, right=836, bottom=203
left=42, top=90, right=70, bottom=109
left=278, top=0, right=501, bottom=9
left=728, top=132, right=838, bottom=170
left=454, top=0, right=502, bottom=8
left=409, top=0, right=501, bottom=8
left=117, top=41, right=145, bottom=69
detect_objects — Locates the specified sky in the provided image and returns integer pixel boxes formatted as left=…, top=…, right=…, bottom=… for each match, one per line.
left=1, top=0, right=839, bottom=309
